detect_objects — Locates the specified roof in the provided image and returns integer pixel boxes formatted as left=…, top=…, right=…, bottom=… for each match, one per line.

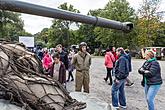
left=145, top=47, right=165, bottom=48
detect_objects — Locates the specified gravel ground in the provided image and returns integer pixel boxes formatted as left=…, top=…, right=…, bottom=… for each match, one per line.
left=66, top=57, right=165, bottom=110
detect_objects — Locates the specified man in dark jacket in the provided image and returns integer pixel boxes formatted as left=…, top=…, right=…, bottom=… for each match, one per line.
left=56, top=44, right=69, bottom=70
left=111, top=48, right=129, bottom=110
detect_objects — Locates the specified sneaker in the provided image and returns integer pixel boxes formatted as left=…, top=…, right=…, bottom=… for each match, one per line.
left=111, top=106, right=120, bottom=110
left=110, top=104, right=120, bottom=110
left=71, top=79, right=74, bottom=81
left=104, top=78, right=107, bottom=82
left=120, top=105, right=127, bottom=109
left=125, top=82, right=134, bottom=86
left=66, top=79, right=69, bottom=82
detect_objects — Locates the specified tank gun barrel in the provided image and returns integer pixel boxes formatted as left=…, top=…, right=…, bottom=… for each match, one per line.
left=0, top=0, right=133, bottom=32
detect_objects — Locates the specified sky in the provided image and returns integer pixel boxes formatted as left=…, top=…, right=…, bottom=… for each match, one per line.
left=17, top=0, right=165, bottom=34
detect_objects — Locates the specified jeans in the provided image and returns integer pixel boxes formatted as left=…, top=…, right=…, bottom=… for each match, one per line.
left=111, top=79, right=126, bottom=107
left=144, top=84, right=161, bottom=110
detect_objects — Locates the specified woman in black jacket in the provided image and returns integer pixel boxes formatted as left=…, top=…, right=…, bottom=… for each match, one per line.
left=138, top=51, right=163, bottom=110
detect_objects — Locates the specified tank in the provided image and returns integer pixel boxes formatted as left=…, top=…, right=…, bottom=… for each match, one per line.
left=0, top=0, right=134, bottom=32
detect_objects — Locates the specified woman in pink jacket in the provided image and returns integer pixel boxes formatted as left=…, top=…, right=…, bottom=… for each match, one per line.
left=104, top=48, right=115, bottom=85
left=43, top=50, right=52, bottom=72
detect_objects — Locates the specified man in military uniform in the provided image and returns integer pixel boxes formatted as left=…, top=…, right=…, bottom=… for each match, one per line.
left=72, top=42, right=91, bottom=93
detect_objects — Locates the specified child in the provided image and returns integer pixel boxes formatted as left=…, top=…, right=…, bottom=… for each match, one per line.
left=48, top=53, right=66, bottom=85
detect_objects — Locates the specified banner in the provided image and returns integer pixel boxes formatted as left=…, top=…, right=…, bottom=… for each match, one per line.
left=19, top=36, right=34, bottom=47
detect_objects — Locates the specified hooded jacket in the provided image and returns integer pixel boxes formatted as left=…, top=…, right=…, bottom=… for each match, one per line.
left=104, top=52, right=115, bottom=68
left=114, top=54, right=129, bottom=80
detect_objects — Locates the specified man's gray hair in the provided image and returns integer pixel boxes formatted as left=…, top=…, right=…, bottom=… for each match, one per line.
left=116, top=48, right=125, bottom=54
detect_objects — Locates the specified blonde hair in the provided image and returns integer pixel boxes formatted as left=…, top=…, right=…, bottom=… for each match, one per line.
left=146, top=50, right=155, bottom=58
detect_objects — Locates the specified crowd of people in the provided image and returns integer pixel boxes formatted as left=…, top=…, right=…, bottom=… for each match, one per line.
left=35, top=42, right=162, bottom=110
left=39, top=44, right=75, bottom=85
left=36, top=42, right=91, bottom=93
left=103, top=47, right=162, bottom=110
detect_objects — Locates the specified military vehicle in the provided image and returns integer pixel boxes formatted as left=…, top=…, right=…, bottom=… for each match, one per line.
left=0, top=1, right=134, bottom=110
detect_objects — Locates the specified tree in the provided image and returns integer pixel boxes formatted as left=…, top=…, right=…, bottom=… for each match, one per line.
left=153, top=22, right=165, bottom=46
left=0, top=10, right=25, bottom=41
left=34, top=28, right=51, bottom=48
left=94, top=0, right=137, bottom=49
left=137, top=0, right=162, bottom=47
left=51, top=3, right=80, bottom=47
left=75, top=9, right=103, bottom=53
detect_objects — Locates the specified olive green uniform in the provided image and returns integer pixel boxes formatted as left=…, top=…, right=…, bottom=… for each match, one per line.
left=72, top=51, right=91, bottom=93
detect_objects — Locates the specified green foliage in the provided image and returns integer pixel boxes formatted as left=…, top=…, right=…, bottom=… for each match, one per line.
left=0, top=10, right=28, bottom=41
left=153, top=22, right=165, bottom=46
left=34, top=0, right=164, bottom=50
left=93, top=0, right=137, bottom=49
left=35, top=3, right=81, bottom=48
left=137, top=0, right=162, bottom=47
left=50, top=3, right=80, bottom=47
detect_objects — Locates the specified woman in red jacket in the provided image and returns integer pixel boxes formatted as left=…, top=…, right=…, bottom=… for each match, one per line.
left=104, top=48, right=115, bottom=85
